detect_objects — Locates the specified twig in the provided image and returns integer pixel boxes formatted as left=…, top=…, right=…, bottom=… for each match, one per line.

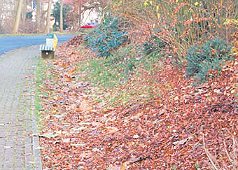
left=223, top=140, right=233, bottom=164
left=232, top=136, right=238, bottom=169
left=202, top=134, right=220, bottom=170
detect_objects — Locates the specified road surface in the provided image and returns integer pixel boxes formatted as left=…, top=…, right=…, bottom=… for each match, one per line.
left=0, top=34, right=74, bottom=55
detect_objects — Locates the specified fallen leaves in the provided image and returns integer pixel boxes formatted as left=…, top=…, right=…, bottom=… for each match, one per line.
left=64, top=35, right=84, bottom=47
left=39, top=132, right=60, bottom=139
left=172, top=136, right=193, bottom=146
left=39, top=38, right=238, bottom=169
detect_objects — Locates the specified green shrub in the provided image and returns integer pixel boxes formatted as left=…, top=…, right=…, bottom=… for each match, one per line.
left=84, top=15, right=128, bottom=57
left=143, top=35, right=166, bottom=56
left=186, top=38, right=232, bottom=83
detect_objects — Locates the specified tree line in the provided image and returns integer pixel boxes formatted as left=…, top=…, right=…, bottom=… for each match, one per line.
left=0, top=0, right=107, bottom=34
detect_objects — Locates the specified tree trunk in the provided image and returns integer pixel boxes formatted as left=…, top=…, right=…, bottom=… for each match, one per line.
left=45, top=0, right=52, bottom=33
left=21, top=0, right=27, bottom=30
left=36, top=0, right=41, bottom=33
left=78, top=0, right=82, bottom=28
left=12, top=0, right=24, bottom=34
left=72, top=0, right=79, bottom=31
left=0, top=1, right=3, bottom=30
left=60, top=0, right=63, bottom=32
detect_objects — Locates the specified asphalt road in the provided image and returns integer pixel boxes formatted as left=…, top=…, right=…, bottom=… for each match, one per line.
left=0, top=34, right=74, bottom=55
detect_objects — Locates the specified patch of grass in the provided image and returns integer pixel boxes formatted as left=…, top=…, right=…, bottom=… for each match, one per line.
left=35, top=58, right=47, bottom=128
left=79, top=45, right=138, bottom=88
left=78, top=44, right=163, bottom=108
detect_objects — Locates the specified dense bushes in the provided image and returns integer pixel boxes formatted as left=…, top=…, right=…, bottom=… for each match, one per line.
left=84, top=16, right=128, bottom=57
left=82, top=1, right=237, bottom=86
left=111, top=0, right=238, bottom=60
left=186, top=38, right=232, bottom=83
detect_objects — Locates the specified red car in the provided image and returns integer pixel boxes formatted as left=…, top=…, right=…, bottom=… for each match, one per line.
left=80, top=22, right=98, bottom=29
left=80, top=25, right=95, bottom=28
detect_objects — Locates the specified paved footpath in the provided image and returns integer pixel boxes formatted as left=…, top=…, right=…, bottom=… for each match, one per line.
left=0, top=46, right=42, bottom=170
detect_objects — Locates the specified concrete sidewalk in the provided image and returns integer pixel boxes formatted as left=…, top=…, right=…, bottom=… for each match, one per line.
left=0, top=46, right=42, bottom=170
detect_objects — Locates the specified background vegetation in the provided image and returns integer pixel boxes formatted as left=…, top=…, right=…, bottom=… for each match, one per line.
left=82, top=0, right=238, bottom=87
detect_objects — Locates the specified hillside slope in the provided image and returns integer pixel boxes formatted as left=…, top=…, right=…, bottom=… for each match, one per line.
left=38, top=37, right=237, bottom=169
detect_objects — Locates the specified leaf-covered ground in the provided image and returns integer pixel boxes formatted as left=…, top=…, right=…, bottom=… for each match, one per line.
left=39, top=37, right=237, bottom=170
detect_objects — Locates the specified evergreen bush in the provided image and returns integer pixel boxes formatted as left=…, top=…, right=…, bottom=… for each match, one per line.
left=84, top=15, right=128, bottom=57
left=186, top=38, right=232, bottom=83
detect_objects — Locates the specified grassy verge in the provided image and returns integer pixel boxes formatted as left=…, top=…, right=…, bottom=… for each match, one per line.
left=78, top=45, right=163, bottom=108
left=35, top=58, right=47, bottom=129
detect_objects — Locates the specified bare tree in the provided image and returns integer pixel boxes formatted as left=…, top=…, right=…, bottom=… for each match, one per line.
left=36, top=0, right=41, bottom=33
left=12, top=0, right=24, bottom=33
left=78, top=0, right=83, bottom=28
left=0, top=0, right=3, bottom=32
left=45, top=0, right=52, bottom=33
left=60, top=0, right=63, bottom=32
